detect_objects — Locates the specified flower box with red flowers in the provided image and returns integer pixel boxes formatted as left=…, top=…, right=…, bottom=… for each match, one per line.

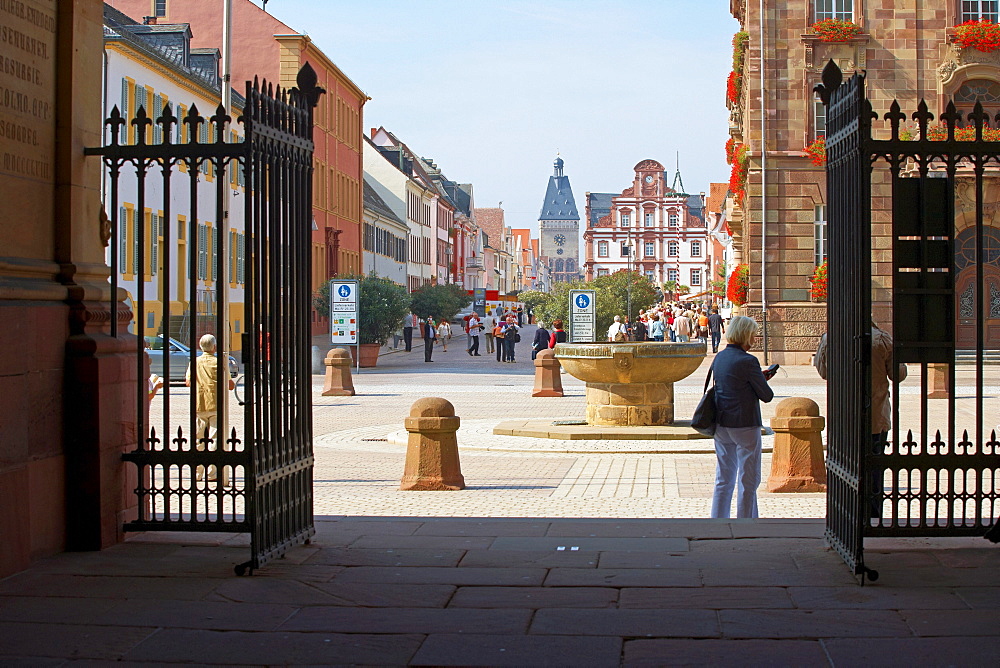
left=810, top=19, right=862, bottom=43
left=954, top=20, right=1000, bottom=53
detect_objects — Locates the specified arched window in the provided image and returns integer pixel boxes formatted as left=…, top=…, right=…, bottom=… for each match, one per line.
left=566, top=259, right=576, bottom=272
left=953, top=79, right=1000, bottom=118
left=597, top=240, right=609, bottom=257
left=555, top=258, right=565, bottom=272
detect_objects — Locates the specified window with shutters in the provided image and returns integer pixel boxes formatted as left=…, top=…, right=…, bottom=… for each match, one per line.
left=198, top=224, right=206, bottom=280
left=120, top=78, right=131, bottom=143
left=211, top=226, right=218, bottom=282
left=150, top=213, right=159, bottom=276
left=119, top=206, right=128, bottom=273
left=152, top=93, right=162, bottom=143
left=135, top=86, right=148, bottom=142
left=132, top=209, right=140, bottom=276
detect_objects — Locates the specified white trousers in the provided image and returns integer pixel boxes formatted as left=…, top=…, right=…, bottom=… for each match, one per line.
left=711, top=424, right=762, bottom=519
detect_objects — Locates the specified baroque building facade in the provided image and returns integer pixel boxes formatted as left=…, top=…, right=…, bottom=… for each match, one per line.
left=583, top=160, right=708, bottom=292
left=538, top=157, right=580, bottom=284
left=729, top=0, right=1000, bottom=363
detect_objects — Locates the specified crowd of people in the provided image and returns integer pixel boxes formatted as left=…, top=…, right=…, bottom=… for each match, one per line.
left=604, top=303, right=727, bottom=353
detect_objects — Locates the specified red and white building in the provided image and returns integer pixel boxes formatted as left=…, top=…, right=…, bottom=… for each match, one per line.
left=583, top=160, right=709, bottom=295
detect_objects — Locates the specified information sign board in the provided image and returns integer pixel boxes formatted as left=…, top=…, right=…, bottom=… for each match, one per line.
left=330, top=279, right=359, bottom=345
left=568, top=289, right=596, bottom=343
left=473, top=288, right=486, bottom=316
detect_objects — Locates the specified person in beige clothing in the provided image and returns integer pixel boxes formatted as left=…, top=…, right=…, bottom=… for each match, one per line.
left=814, top=321, right=907, bottom=517
left=186, top=334, right=235, bottom=481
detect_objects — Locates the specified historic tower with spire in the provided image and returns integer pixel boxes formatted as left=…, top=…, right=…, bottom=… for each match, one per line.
left=538, top=156, right=581, bottom=285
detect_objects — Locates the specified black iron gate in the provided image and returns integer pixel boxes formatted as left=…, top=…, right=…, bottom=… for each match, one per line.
left=818, top=61, right=1000, bottom=581
left=87, top=64, right=322, bottom=575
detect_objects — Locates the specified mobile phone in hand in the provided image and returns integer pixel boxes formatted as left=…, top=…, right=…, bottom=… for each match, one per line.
left=765, top=363, right=779, bottom=379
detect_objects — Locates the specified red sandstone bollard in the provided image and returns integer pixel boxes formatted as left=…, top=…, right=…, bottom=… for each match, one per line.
left=767, top=397, right=827, bottom=493
left=322, top=348, right=355, bottom=396
left=400, top=397, right=465, bottom=491
left=532, top=348, right=564, bottom=397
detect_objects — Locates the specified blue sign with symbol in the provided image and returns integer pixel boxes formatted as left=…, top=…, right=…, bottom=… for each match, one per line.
left=338, top=284, right=352, bottom=298
left=575, top=294, right=590, bottom=308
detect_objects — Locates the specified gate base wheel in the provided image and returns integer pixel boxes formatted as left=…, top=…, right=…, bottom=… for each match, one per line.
left=862, top=566, right=879, bottom=583
left=234, top=561, right=253, bottom=576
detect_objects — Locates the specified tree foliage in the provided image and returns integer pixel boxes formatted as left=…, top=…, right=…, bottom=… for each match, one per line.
left=313, top=274, right=411, bottom=345
left=408, top=283, right=471, bottom=322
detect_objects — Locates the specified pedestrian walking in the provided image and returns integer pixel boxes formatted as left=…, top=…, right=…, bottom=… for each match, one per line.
left=466, top=314, right=483, bottom=356
left=707, top=307, right=725, bottom=353
left=674, top=312, right=692, bottom=342
left=814, top=319, right=907, bottom=518
left=503, top=316, right=519, bottom=363
left=532, top=321, right=550, bottom=360
left=607, top=315, right=627, bottom=342
left=437, top=319, right=452, bottom=352
left=649, top=314, right=665, bottom=342
left=633, top=317, right=648, bottom=342
left=184, top=334, right=235, bottom=482
left=402, top=312, right=416, bottom=352
left=485, top=316, right=496, bottom=354
left=493, top=319, right=506, bottom=362
left=710, top=316, right=776, bottom=519
left=698, top=311, right=710, bottom=343
left=667, top=312, right=676, bottom=341
left=423, top=316, right=436, bottom=362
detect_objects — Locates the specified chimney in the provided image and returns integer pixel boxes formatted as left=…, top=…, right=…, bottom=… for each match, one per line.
left=143, top=16, right=157, bottom=24
left=370, top=128, right=377, bottom=138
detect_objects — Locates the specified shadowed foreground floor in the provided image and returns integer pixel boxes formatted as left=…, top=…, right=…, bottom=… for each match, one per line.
left=0, top=517, right=997, bottom=666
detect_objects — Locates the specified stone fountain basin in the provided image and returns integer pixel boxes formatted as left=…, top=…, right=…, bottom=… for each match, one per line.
left=553, top=341, right=707, bottom=384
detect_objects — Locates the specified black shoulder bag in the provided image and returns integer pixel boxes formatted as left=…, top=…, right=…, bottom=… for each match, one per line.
left=691, top=362, right=717, bottom=436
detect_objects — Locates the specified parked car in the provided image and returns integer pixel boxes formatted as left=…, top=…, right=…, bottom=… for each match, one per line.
left=144, top=336, right=239, bottom=382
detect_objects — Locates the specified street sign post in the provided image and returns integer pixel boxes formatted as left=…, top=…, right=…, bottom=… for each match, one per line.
left=330, top=279, right=360, bottom=369
left=568, top=289, right=596, bottom=343
left=473, top=288, right=486, bottom=316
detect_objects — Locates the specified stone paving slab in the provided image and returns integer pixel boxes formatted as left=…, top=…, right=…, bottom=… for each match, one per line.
left=823, top=636, right=1000, bottom=667
left=457, top=549, right=599, bottom=569
left=623, top=639, right=830, bottom=667
left=448, top=586, right=619, bottom=609
left=410, top=634, right=623, bottom=667
left=530, top=608, right=721, bottom=637
left=719, top=609, right=913, bottom=638
left=279, top=607, right=532, bottom=634
left=490, top=535, right=689, bottom=553
left=619, top=586, right=796, bottom=610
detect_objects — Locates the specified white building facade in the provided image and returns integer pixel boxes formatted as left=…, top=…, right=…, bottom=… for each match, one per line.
left=584, top=160, right=709, bottom=295
left=103, top=8, right=247, bottom=350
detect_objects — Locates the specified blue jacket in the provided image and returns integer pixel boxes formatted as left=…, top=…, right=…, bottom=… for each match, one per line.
left=712, top=344, right=773, bottom=428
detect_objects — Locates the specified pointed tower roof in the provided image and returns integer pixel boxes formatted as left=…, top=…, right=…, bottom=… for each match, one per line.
left=538, top=156, right=579, bottom=221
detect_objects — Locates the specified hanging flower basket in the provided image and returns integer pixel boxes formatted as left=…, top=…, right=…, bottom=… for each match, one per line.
left=728, top=143, right=749, bottom=204
left=811, top=19, right=862, bottom=42
left=727, top=263, right=750, bottom=306
left=726, top=71, right=741, bottom=106
left=954, top=20, right=1000, bottom=53
left=809, top=261, right=828, bottom=303
left=805, top=137, right=826, bottom=166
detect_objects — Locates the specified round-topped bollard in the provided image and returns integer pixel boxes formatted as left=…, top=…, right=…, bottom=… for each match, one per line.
left=555, top=342, right=706, bottom=426
left=400, top=397, right=465, bottom=491
left=767, top=397, right=827, bottom=492
left=532, top=348, right=564, bottom=397
left=322, top=348, right=355, bottom=396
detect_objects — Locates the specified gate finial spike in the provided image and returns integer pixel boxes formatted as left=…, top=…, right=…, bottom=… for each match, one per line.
left=912, top=99, right=933, bottom=140
left=814, top=59, right=843, bottom=105
left=884, top=100, right=905, bottom=140
left=969, top=101, right=988, bottom=141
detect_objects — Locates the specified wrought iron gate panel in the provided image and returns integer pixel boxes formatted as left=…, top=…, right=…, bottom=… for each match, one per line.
left=87, top=64, right=321, bottom=573
left=819, top=61, right=1000, bottom=578
left=816, top=63, right=874, bottom=579
left=240, top=67, right=323, bottom=575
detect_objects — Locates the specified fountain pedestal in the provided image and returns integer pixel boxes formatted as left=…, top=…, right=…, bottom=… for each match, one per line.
left=585, top=381, right=674, bottom=426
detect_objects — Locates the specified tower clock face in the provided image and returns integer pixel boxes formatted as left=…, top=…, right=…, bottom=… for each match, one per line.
left=554, top=234, right=566, bottom=246
left=644, top=175, right=654, bottom=184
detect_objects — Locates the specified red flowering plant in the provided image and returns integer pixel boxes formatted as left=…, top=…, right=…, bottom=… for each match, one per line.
left=727, top=70, right=741, bottom=106
left=805, top=137, right=826, bottom=166
left=725, top=137, right=738, bottom=164
left=728, top=142, right=749, bottom=204
left=899, top=124, right=1000, bottom=141
left=810, top=18, right=862, bottom=42
left=954, top=20, right=1000, bottom=53
left=809, top=261, right=828, bottom=302
left=727, top=263, right=750, bottom=306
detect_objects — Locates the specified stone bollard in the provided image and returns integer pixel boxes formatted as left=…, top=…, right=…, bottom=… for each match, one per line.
left=767, top=397, right=827, bottom=493
left=400, top=397, right=465, bottom=491
left=927, top=363, right=949, bottom=399
left=322, top=348, right=355, bottom=396
left=532, top=348, right=564, bottom=397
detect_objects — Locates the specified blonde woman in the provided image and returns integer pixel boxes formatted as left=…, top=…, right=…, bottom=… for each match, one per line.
left=709, top=315, right=775, bottom=519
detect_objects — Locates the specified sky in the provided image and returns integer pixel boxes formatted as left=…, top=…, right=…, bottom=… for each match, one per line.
left=253, top=0, right=740, bottom=236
